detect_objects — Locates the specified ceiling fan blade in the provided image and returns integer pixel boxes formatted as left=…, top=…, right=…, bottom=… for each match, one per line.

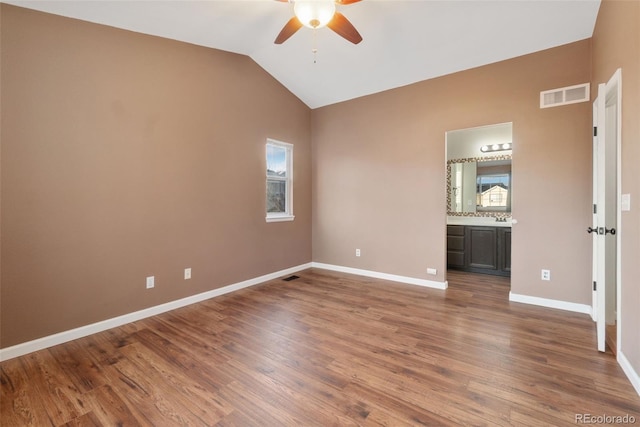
left=275, top=16, right=303, bottom=44
left=327, top=12, right=362, bottom=44
left=335, top=0, right=362, bottom=4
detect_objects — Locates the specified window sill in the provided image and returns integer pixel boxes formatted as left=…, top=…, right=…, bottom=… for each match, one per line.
left=266, top=214, right=295, bottom=223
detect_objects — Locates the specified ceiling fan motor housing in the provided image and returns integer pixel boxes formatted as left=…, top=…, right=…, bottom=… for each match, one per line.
left=274, top=0, right=362, bottom=45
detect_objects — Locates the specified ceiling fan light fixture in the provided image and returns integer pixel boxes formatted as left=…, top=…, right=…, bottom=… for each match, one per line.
left=294, top=0, right=336, bottom=29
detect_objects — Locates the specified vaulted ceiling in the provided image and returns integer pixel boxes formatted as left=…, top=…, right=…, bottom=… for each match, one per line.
left=6, top=1, right=601, bottom=108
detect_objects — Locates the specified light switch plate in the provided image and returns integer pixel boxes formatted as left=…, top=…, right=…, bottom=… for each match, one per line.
left=621, top=193, right=631, bottom=211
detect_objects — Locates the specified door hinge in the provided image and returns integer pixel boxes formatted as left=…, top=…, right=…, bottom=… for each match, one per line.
left=593, top=204, right=597, bottom=214
left=593, top=126, right=598, bottom=137
left=593, top=281, right=597, bottom=291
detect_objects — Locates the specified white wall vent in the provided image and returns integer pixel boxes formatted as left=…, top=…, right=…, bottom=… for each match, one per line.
left=540, top=83, right=590, bottom=108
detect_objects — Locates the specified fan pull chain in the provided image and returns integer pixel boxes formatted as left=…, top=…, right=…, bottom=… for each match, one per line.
left=312, top=29, right=318, bottom=63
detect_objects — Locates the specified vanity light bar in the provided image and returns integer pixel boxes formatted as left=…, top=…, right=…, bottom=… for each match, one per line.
left=480, top=142, right=512, bottom=153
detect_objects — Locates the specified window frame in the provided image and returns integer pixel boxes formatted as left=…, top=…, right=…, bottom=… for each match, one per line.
left=265, top=139, right=294, bottom=222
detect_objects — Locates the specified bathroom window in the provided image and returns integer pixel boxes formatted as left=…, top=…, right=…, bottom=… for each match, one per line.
left=266, top=139, right=294, bottom=222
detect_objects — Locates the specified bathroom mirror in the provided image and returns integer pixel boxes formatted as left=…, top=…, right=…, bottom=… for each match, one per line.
left=446, top=123, right=513, bottom=216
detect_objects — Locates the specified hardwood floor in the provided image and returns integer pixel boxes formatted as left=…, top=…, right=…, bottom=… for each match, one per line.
left=607, top=323, right=618, bottom=356
left=2, top=268, right=639, bottom=426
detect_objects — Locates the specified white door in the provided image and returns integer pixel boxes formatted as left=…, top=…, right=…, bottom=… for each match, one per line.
left=592, top=86, right=606, bottom=352
left=592, top=70, right=621, bottom=353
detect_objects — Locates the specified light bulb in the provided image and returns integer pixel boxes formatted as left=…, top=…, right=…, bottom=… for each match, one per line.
left=294, top=0, right=336, bottom=29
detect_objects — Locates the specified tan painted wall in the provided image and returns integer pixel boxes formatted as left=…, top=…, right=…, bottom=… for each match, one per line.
left=592, top=0, right=640, bottom=382
left=3, top=4, right=628, bottom=369
left=0, top=5, right=312, bottom=347
left=312, top=40, right=592, bottom=303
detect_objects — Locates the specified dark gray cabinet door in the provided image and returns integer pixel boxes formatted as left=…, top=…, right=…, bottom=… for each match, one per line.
left=465, top=226, right=498, bottom=270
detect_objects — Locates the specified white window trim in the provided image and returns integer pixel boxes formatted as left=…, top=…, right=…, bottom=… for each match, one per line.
left=266, top=139, right=294, bottom=223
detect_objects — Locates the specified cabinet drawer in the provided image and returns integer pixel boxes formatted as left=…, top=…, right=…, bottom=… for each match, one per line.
left=447, top=251, right=465, bottom=267
left=447, top=225, right=465, bottom=236
left=447, top=235, right=465, bottom=251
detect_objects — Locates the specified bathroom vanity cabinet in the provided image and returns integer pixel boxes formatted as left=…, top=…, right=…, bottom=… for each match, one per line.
left=447, top=225, right=511, bottom=276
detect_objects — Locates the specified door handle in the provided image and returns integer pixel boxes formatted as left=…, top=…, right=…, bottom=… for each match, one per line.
left=588, top=227, right=616, bottom=235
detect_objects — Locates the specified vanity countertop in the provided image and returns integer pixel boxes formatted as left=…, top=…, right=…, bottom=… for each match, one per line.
left=447, top=216, right=512, bottom=227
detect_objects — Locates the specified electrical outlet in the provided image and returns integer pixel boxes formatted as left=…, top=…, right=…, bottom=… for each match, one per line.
left=355, top=249, right=361, bottom=257
left=541, top=269, right=551, bottom=281
left=184, top=268, right=191, bottom=280
left=427, top=268, right=437, bottom=275
left=146, top=276, right=155, bottom=289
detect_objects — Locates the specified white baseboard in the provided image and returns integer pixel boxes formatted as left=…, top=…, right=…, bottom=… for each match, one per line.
left=508, top=292, right=592, bottom=315
left=618, top=351, right=640, bottom=397
left=0, top=263, right=313, bottom=362
left=311, top=262, right=447, bottom=290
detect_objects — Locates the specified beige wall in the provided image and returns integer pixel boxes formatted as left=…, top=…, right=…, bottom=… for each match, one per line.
left=0, top=5, right=312, bottom=347
left=2, top=4, right=635, bottom=386
left=592, top=0, right=640, bottom=382
left=312, top=40, right=592, bottom=302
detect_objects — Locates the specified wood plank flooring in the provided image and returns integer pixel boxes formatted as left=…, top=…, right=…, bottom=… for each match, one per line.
left=607, top=324, right=618, bottom=356
left=2, top=268, right=639, bottom=426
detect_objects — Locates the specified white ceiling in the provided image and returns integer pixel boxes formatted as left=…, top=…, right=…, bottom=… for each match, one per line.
left=6, top=0, right=601, bottom=109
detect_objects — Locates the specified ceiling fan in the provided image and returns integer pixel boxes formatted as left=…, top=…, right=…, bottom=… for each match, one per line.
left=274, top=0, right=363, bottom=45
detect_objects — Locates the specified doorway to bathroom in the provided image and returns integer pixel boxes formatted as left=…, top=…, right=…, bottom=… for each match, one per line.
left=445, top=123, right=513, bottom=294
